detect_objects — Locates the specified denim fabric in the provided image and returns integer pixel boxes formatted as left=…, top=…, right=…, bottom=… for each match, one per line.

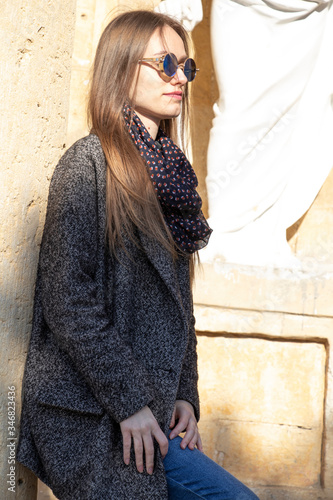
left=163, top=434, right=260, bottom=500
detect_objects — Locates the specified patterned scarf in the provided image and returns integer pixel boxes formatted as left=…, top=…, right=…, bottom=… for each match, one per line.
left=123, top=105, right=212, bottom=254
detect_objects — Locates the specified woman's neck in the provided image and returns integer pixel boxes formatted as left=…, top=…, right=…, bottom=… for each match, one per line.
left=134, top=111, right=159, bottom=140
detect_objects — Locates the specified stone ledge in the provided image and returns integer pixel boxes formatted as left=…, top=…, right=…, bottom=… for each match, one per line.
left=194, top=304, right=333, bottom=341
left=194, top=262, right=333, bottom=317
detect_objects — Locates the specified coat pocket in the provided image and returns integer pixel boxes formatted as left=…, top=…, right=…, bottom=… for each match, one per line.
left=36, top=379, right=105, bottom=417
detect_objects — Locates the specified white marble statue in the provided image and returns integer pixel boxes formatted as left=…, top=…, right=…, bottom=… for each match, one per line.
left=157, top=0, right=333, bottom=267
left=155, top=0, right=203, bottom=31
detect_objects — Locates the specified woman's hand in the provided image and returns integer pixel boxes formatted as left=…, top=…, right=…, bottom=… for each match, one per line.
left=120, top=405, right=168, bottom=475
left=169, top=400, right=203, bottom=451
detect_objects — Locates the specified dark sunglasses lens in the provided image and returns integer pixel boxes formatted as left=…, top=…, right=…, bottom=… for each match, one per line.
left=184, top=58, right=196, bottom=82
left=163, top=53, right=178, bottom=77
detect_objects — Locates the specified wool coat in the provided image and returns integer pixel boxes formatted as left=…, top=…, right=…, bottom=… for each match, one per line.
left=16, top=134, right=200, bottom=500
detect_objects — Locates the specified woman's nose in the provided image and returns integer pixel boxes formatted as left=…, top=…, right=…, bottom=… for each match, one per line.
left=173, top=67, right=188, bottom=85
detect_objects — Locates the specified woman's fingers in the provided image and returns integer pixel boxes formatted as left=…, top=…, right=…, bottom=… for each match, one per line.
left=133, top=433, right=144, bottom=473
left=142, top=432, right=155, bottom=475
left=185, top=425, right=202, bottom=451
left=169, top=400, right=196, bottom=440
left=120, top=406, right=168, bottom=474
left=180, top=420, right=197, bottom=449
left=195, top=431, right=203, bottom=452
left=122, top=428, right=132, bottom=465
left=169, top=407, right=176, bottom=429
left=131, top=425, right=169, bottom=474
left=153, top=425, right=169, bottom=459
left=169, top=416, right=188, bottom=439
left=120, top=402, right=202, bottom=475
left=168, top=401, right=203, bottom=450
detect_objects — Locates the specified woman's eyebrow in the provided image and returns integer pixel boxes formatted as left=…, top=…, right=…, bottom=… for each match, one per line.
left=152, top=50, right=188, bottom=62
left=153, top=50, right=168, bottom=56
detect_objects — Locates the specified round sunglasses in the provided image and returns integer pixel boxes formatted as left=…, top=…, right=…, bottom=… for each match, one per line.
left=139, top=53, right=198, bottom=82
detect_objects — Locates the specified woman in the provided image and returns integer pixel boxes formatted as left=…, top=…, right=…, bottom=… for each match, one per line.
left=17, top=10, right=259, bottom=500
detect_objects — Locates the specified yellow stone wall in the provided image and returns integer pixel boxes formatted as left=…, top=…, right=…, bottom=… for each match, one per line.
left=0, top=1, right=76, bottom=499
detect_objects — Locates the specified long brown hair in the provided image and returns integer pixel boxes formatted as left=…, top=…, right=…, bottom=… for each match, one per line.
left=88, top=10, right=192, bottom=259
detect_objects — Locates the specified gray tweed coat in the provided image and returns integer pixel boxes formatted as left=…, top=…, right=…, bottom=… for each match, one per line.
left=16, top=134, right=200, bottom=500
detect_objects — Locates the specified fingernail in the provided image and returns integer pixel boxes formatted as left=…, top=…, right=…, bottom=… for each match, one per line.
left=148, top=468, right=153, bottom=475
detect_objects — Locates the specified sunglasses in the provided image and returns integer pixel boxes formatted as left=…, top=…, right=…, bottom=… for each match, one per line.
left=139, top=53, right=198, bottom=82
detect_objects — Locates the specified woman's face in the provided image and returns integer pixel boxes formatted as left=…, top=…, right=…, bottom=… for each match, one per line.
left=132, top=26, right=188, bottom=138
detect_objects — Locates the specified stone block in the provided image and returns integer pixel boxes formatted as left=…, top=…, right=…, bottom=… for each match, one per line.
left=197, top=335, right=326, bottom=488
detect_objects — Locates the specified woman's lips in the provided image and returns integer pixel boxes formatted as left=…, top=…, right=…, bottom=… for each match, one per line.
left=164, top=92, right=183, bottom=100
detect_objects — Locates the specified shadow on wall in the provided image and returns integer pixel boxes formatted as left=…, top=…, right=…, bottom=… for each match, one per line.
left=191, top=0, right=218, bottom=218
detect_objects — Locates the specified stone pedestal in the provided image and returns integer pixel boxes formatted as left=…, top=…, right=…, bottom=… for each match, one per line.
left=194, top=262, right=333, bottom=499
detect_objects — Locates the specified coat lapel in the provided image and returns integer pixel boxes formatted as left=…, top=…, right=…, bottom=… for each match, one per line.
left=138, top=231, right=188, bottom=326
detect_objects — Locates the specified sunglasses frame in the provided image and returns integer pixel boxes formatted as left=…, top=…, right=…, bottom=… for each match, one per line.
left=138, top=52, right=199, bottom=82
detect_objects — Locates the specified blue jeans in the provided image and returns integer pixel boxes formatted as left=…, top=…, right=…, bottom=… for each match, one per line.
left=163, top=434, right=259, bottom=500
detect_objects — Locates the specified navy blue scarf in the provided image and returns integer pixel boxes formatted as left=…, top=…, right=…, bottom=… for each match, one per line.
left=123, top=106, right=212, bottom=254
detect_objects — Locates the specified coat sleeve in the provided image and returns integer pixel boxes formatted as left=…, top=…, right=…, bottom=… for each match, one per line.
left=176, top=308, right=200, bottom=421
left=39, top=142, right=156, bottom=423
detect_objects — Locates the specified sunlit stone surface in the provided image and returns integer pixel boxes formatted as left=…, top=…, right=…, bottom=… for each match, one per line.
left=197, top=336, right=325, bottom=488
